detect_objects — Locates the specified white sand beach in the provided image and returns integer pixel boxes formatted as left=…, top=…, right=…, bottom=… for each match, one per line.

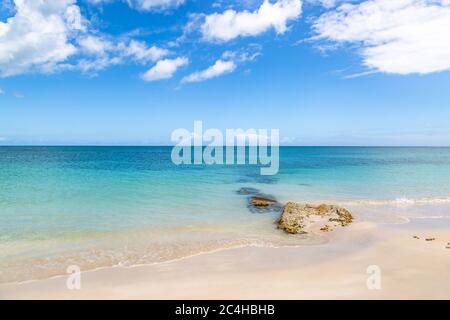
left=2, top=217, right=449, bottom=300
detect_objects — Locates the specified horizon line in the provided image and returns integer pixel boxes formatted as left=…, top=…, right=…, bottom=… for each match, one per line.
left=1, top=145, right=450, bottom=148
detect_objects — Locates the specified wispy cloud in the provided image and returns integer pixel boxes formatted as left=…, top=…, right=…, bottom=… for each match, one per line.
left=221, top=44, right=262, bottom=63
left=312, top=0, right=450, bottom=75
left=120, top=40, right=170, bottom=63
left=88, top=0, right=185, bottom=11
left=13, top=91, right=25, bottom=99
left=141, top=57, right=188, bottom=81
left=181, top=43, right=261, bottom=84
left=182, top=59, right=236, bottom=83
left=343, top=70, right=379, bottom=79
left=75, top=36, right=171, bottom=74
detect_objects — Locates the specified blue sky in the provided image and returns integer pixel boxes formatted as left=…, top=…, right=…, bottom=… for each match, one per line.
left=1, top=0, right=450, bottom=146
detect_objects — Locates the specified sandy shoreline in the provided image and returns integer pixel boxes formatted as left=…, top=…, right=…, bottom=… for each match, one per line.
left=1, top=217, right=449, bottom=300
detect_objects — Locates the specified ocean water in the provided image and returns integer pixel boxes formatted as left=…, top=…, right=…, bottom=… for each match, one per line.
left=1, top=146, right=450, bottom=282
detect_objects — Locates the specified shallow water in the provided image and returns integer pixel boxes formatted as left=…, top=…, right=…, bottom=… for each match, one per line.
left=1, top=146, right=450, bottom=282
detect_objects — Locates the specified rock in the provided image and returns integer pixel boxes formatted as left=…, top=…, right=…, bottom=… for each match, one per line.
left=328, top=206, right=353, bottom=227
left=413, top=235, right=420, bottom=239
left=251, top=196, right=276, bottom=207
left=320, top=225, right=332, bottom=232
left=278, top=202, right=354, bottom=234
left=425, top=238, right=436, bottom=241
left=236, top=188, right=283, bottom=214
left=247, top=194, right=283, bottom=214
left=236, top=187, right=260, bottom=195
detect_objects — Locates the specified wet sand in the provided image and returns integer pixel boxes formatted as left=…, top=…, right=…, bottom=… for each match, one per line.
left=2, top=218, right=449, bottom=300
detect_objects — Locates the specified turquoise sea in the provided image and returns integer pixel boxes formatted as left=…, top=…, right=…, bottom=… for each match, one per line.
left=2, top=146, right=450, bottom=282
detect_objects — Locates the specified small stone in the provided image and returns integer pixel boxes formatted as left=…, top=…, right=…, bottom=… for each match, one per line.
left=425, top=238, right=436, bottom=241
left=413, top=236, right=420, bottom=239
left=320, top=225, right=332, bottom=232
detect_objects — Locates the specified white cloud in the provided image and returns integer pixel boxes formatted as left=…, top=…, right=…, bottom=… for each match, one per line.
left=120, top=40, right=170, bottom=62
left=201, top=0, right=302, bottom=42
left=0, top=0, right=85, bottom=77
left=78, top=36, right=168, bottom=61
left=182, top=59, right=236, bottom=83
left=64, top=3, right=86, bottom=31
left=13, top=91, right=24, bottom=98
left=141, top=57, right=188, bottom=81
left=315, top=0, right=336, bottom=8
left=221, top=44, right=262, bottom=62
left=75, top=37, right=170, bottom=73
left=90, top=0, right=185, bottom=10
left=306, top=0, right=350, bottom=8
left=313, top=0, right=450, bottom=74
left=77, top=56, right=122, bottom=73
left=319, top=0, right=336, bottom=7
left=74, top=35, right=122, bottom=73
left=128, top=0, right=185, bottom=10
left=78, top=35, right=113, bottom=55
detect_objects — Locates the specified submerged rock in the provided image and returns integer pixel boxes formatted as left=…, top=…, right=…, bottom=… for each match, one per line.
left=236, top=187, right=260, bottom=195
left=278, top=202, right=353, bottom=234
left=251, top=196, right=276, bottom=207
left=238, top=174, right=278, bottom=184
left=236, top=187, right=283, bottom=213
left=247, top=194, right=283, bottom=214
